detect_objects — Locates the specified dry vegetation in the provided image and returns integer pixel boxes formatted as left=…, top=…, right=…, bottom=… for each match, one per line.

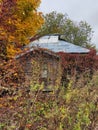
left=0, top=1, right=97, bottom=129
left=0, top=71, right=98, bottom=130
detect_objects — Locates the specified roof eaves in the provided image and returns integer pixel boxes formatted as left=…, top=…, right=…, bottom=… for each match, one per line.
left=15, top=47, right=59, bottom=59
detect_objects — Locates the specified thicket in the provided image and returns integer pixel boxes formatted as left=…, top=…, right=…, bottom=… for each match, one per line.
left=58, top=49, right=97, bottom=86
left=0, top=49, right=98, bottom=130
left=0, top=48, right=97, bottom=88
left=0, top=72, right=98, bottom=130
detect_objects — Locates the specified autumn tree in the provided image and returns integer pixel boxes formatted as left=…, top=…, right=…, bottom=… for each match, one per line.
left=0, top=0, right=44, bottom=59
left=39, top=11, right=95, bottom=48
left=38, top=11, right=67, bottom=35
left=61, top=19, right=95, bottom=48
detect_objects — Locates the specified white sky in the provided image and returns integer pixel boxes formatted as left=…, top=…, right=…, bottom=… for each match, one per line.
left=39, top=0, right=98, bottom=48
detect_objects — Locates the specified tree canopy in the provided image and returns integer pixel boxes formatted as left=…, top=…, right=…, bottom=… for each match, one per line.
left=39, top=11, right=95, bottom=48
left=0, top=0, right=44, bottom=58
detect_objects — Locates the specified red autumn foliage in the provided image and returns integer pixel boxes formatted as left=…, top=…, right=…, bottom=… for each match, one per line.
left=0, top=0, right=17, bottom=31
left=0, top=48, right=98, bottom=89
left=58, top=49, right=97, bottom=72
left=56, top=49, right=97, bottom=86
left=0, top=48, right=98, bottom=130
left=0, top=47, right=98, bottom=97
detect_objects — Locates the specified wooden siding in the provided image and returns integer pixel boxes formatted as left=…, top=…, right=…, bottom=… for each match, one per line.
left=17, top=50, right=61, bottom=89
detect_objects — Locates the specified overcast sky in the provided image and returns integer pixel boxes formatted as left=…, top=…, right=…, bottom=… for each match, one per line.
left=39, top=0, right=98, bottom=48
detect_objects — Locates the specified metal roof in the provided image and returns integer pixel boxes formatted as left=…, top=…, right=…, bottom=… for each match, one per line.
left=29, top=35, right=90, bottom=53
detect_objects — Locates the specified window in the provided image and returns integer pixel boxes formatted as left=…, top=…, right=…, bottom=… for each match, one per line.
left=40, top=63, right=48, bottom=87
left=41, top=64, right=48, bottom=78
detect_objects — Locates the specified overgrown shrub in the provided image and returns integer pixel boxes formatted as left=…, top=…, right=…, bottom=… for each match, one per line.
left=0, top=72, right=98, bottom=130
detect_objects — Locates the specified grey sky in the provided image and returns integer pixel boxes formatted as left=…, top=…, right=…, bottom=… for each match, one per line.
left=39, top=0, right=98, bottom=48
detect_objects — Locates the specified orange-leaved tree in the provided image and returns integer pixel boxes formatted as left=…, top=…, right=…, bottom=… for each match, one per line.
left=0, top=0, right=44, bottom=58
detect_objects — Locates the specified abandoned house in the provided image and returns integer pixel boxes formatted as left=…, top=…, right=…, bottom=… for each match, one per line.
left=0, top=34, right=92, bottom=90
left=16, top=47, right=61, bottom=90
left=22, top=34, right=90, bottom=87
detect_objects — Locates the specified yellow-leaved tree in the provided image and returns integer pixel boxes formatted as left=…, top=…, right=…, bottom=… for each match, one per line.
left=0, top=0, right=44, bottom=58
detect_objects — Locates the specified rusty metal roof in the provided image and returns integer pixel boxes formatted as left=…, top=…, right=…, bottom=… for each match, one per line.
left=29, top=35, right=90, bottom=53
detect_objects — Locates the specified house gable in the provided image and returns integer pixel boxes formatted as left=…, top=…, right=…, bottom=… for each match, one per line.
left=16, top=48, right=61, bottom=89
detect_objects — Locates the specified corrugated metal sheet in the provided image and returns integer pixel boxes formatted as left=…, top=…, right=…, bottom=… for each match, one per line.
left=29, top=35, right=90, bottom=53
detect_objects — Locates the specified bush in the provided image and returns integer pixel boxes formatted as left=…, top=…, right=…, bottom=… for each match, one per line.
left=0, top=73, right=98, bottom=130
